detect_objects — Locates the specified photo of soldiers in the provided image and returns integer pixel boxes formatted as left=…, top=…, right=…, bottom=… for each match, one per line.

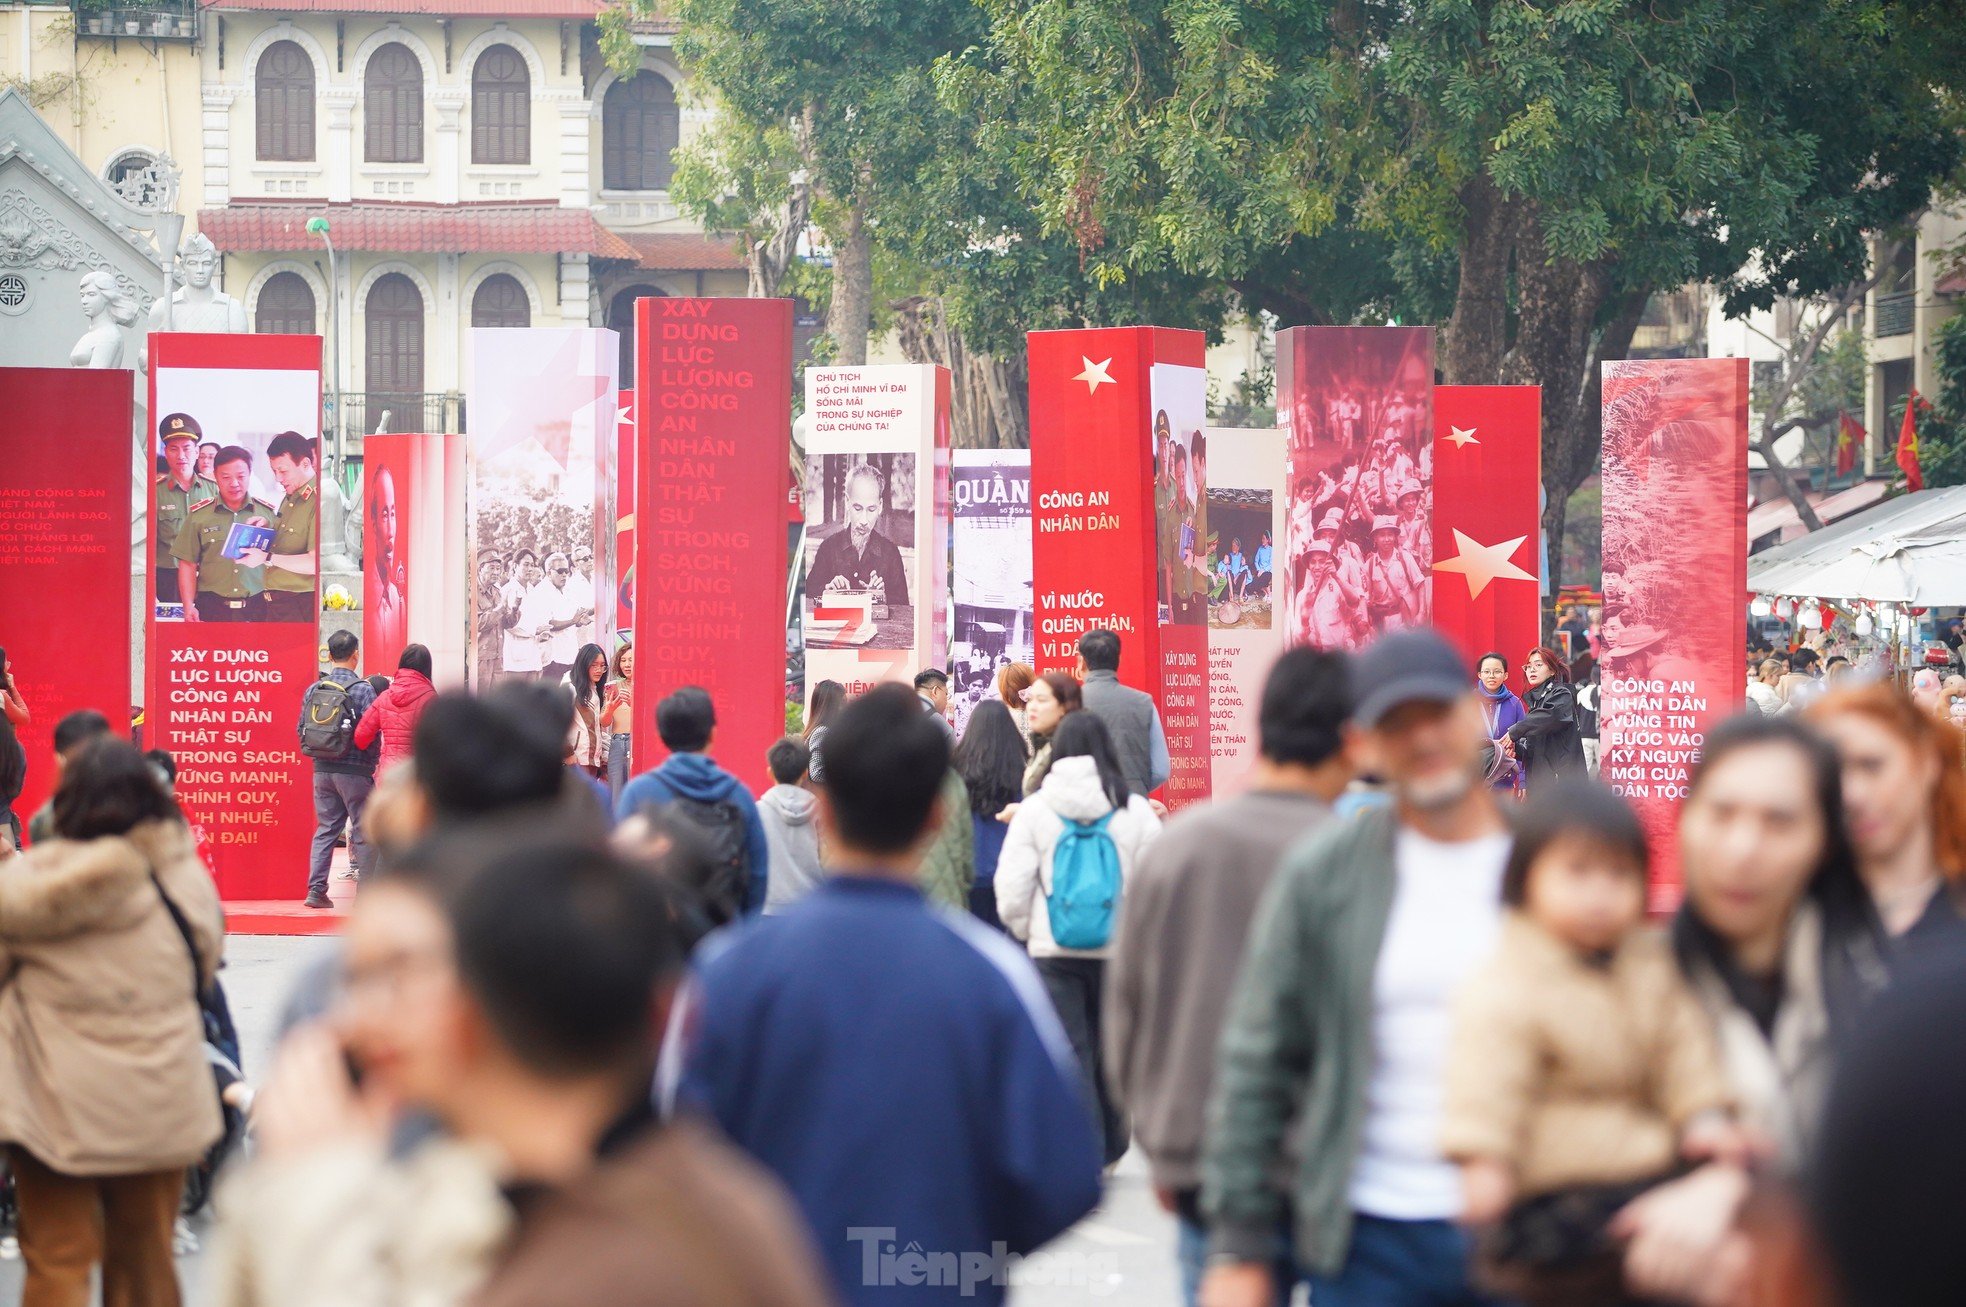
left=153, top=413, right=216, bottom=613
left=234, top=431, right=318, bottom=622
left=172, top=445, right=276, bottom=623
left=474, top=554, right=509, bottom=687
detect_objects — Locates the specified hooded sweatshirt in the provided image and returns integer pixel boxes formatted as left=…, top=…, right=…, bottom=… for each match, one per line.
left=758, top=784, right=824, bottom=915
left=994, top=754, right=1160, bottom=959
left=352, top=668, right=436, bottom=777
left=616, top=752, right=769, bottom=915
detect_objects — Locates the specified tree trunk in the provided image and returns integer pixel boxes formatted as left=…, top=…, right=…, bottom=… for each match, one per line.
left=747, top=108, right=815, bottom=299
left=1754, top=431, right=1825, bottom=531
left=1442, top=176, right=1517, bottom=385
left=890, top=294, right=1029, bottom=448
left=825, top=195, right=873, bottom=365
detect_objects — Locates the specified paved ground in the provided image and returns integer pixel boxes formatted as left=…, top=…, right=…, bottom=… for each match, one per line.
left=1, top=933, right=1183, bottom=1306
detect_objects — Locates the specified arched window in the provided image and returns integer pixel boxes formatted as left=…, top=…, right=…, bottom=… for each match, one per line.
left=608, top=284, right=663, bottom=382
left=256, top=40, right=315, bottom=162
left=364, top=43, right=424, bottom=164
left=472, top=273, right=531, bottom=329
left=256, top=271, right=316, bottom=336
left=365, top=273, right=425, bottom=417
left=601, top=72, right=679, bottom=192
left=471, top=46, right=530, bottom=165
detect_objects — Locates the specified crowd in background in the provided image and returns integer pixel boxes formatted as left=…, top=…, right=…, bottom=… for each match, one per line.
left=1, top=617, right=1964, bottom=1307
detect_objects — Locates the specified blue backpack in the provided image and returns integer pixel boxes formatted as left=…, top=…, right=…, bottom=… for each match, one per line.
left=1044, top=812, right=1122, bottom=949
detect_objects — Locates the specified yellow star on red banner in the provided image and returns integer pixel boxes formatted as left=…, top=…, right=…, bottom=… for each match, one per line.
left=1434, top=529, right=1536, bottom=598
left=1444, top=425, right=1480, bottom=448
left=1074, top=356, right=1115, bottom=394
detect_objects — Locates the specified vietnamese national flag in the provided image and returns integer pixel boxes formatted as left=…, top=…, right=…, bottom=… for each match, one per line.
left=1835, top=411, right=1864, bottom=478
left=1898, top=391, right=1925, bottom=492
left=1431, top=386, right=1543, bottom=671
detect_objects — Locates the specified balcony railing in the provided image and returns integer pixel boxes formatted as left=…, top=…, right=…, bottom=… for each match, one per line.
left=330, top=393, right=467, bottom=445
left=74, top=1, right=199, bottom=40
left=1875, top=291, right=1916, bottom=338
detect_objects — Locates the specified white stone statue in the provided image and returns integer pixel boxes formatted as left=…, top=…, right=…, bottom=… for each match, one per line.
left=139, top=231, right=248, bottom=369
left=70, top=269, right=139, bottom=368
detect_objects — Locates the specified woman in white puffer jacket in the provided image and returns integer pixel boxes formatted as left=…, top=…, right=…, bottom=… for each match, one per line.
left=996, top=712, right=1161, bottom=1166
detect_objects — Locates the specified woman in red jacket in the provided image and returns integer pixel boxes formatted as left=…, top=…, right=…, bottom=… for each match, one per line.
left=353, top=644, right=435, bottom=778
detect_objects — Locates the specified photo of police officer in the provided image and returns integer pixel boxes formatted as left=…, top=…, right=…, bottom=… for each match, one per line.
left=153, top=412, right=216, bottom=615
left=172, top=445, right=277, bottom=623
left=233, top=431, right=319, bottom=622
left=196, top=441, right=219, bottom=481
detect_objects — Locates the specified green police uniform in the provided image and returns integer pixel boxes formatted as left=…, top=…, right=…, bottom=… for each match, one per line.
left=260, top=478, right=318, bottom=621
left=155, top=473, right=217, bottom=604
left=173, top=492, right=276, bottom=622
left=1155, top=475, right=1178, bottom=607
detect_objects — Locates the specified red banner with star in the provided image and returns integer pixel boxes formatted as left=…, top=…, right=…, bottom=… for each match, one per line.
left=1599, top=359, right=1748, bottom=908
left=1431, top=386, right=1543, bottom=672
left=1028, top=326, right=1211, bottom=807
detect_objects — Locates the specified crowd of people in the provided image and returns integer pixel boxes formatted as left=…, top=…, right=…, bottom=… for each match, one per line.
left=2, top=618, right=1966, bottom=1307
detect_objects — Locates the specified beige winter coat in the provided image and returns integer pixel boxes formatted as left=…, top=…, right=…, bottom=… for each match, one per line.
left=1441, top=913, right=1733, bottom=1196
left=0, top=820, right=224, bottom=1175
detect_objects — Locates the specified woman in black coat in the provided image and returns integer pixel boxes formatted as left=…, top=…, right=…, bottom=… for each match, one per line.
left=1506, top=645, right=1589, bottom=794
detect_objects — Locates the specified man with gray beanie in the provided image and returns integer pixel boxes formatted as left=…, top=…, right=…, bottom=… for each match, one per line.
left=1202, top=629, right=1511, bottom=1307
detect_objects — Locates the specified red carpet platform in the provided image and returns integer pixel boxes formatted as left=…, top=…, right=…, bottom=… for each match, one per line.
left=222, top=849, right=354, bottom=936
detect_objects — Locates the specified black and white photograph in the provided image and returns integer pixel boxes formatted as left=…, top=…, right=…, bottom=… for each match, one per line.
left=802, top=451, right=918, bottom=651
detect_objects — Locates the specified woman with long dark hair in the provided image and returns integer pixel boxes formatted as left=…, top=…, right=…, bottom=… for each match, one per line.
left=1021, top=670, right=1084, bottom=798
left=952, top=700, right=1028, bottom=928
left=353, top=644, right=436, bottom=778
left=1616, top=714, right=1885, bottom=1301
left=603, top=643, right=635, bottom=801
left=803, top=679, right=846, bottom=786
left=0, top=738, right=225, bottom=1304
left=562, top=642, right=610, bottom=780
left=1505, top=645, right=1587, bottom=794
left=995, top=712, right=1161, bottom=1167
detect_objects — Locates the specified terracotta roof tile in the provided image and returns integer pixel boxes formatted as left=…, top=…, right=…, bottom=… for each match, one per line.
left=208, top=0, right=605, bottom=16
left=616, top=230, right=747, bottom=271
left=198, top=201, right=639, bottom=260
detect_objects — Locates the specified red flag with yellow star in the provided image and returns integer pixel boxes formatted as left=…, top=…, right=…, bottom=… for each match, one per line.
left=1430, top=386, right=1543, bottom=671
left=1835, top=411, right=1864, bottom=478
left=1898, top=391, right=1925, bottom=492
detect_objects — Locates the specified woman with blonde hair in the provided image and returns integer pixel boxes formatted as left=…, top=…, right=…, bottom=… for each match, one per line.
left=70, top=270, right=139, bottom=369
left=1808, top=681, right=1966, bottom=948
left=996, top=661, right=1036, bottom=748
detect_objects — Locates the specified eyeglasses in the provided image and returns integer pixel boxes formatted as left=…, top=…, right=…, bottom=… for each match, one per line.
left=551, top=567, right=570, bottom=576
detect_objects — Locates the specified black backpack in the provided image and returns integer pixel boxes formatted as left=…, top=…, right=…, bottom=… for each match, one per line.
left=298, top=676, right=358, bottom=760
left=663, top=795, right=749, bottom=925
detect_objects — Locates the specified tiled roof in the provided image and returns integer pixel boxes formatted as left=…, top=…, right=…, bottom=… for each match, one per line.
left=617, top=231, right=747, bottom=272
left=198, top=201, right=640, bottom=260
left=207, top=0, right=605, bottom=16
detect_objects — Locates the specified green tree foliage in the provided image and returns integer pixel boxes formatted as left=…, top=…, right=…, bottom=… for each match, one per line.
left=1908, top=313, right=1966, bottom=489
left=943, top=0, right=1965, bottom=584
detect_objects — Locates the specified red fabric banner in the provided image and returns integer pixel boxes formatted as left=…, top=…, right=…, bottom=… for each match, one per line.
left=616, top=389, right=636, bottom=635
left=1276, top=326, right=1436, bottom=652
left=1430, top=386, right=1543, bottom=673
left=147, top=333, right=323, bottom=900
left=0, top=369, right=134, bottom=839
left=1028, top=327, right=1210, bottom=805
left=362, top=435, right=413, bottom=673
left=633, top=298, right=792, bottom=791
left=364, top=433, right=469, bottom=684
left=1598, top=359, right=1748, bottom=907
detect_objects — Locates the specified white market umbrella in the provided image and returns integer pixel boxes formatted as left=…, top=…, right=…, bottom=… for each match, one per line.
left=1749, top=486, right=1966, bottom=606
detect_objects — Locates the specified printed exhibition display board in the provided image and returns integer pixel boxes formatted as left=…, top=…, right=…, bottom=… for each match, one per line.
left=1430, top=387, right=1543, bottom=672
left=363, top=434, right=468, bottom=684
left=1203, top=428, right=1285, bottom=796
left=1598, top=359, right=1749, bottom=907
left=949, top=449, right=1033, bottom=736
left=616, top=389, right=636, bottom=637
left=466, top=327, right=618, bottom=690
left=1277, top=326, right=1436, bottom=652
left=802, top=363, right=951, bottom=702
left=634, top=297, right=792, bottom=789
left=1028, top=326, right=1210, bottom=807
left=0, top=369, right=133, bottom=837
left=147, top=333, right=322, bottom=899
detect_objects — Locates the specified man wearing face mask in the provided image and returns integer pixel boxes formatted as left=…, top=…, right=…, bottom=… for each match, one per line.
left=809, top=462, right=910, bottom=607
left=1203, top=630, right=1511, bottom=1307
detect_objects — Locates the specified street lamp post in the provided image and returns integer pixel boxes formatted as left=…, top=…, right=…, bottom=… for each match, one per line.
left=306, top=216, right=340, bottom=472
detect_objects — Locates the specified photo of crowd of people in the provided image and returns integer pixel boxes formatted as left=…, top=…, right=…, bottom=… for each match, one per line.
left=149, top=367, right=322, bottom=626
left=802, top=452, right=917, bottom=651
left=471, top=494, right=606, bottom=687
left=949, top=453, right=1034, bottom=735
left=1154, top=414, right=1211, bottom=625
left=1279, top=326, right=1436, bottom=651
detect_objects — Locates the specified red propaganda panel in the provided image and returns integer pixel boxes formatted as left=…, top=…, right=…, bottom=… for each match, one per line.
left=1598, top=359, right=1748, bottom=908
left=364, top=433, right=469, bottom=685
left=147, top=333, right=323, bottom=900
left=616, top=389, right=636, bottom=635
left=1277, top=326, right=1436, bottom=652
left=1431, top=387, right=1543, bottom=673
left=362, top=435, right=413, bottom=673
left=0, top=369, right=133, bottom=838
left=1028, top=326, right=1210, bottom=806
left=634, top=297, right=792, bottom=791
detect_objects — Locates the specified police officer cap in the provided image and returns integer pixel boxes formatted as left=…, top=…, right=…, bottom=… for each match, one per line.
left=160, top=413, right=202, bottom=443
